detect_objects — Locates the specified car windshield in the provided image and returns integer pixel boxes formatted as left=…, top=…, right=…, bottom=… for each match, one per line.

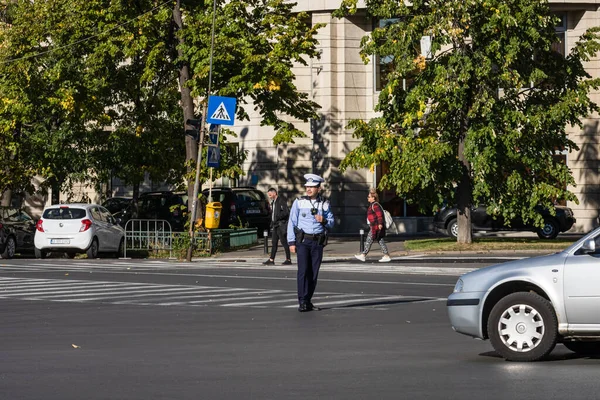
left=104, top=199, right=131, bottom=213
left=235, top=190, right=264, bottom=202
left=43, top=207, right=87, bottom=219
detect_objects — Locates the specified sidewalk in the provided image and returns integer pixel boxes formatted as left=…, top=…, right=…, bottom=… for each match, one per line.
left=211, top=235, right=562, bottom=263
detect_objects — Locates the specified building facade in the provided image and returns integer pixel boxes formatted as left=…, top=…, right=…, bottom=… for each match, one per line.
left=224, top=0, right=600, bottom=234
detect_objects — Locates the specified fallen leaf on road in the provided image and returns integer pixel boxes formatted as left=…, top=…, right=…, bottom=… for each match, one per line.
left=71, top=344, right=81, bottom=349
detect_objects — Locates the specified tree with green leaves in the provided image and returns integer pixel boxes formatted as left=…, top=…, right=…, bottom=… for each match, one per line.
left=0, top=0, right=323, bottom=214
left=0, top=0, right=109, bottom=203
left=335, top=0, right=600, bottom=243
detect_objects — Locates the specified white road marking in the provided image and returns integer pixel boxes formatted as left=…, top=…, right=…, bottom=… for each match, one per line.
left=1, top=259, right=476, bottom=276
left=0, top=277, right=440, bottom=310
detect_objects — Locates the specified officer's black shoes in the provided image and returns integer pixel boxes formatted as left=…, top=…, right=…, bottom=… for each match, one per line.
left=262, top=259, right=275, bottom=265
left=298, top=302, right=320, bottom=312
left=282, top=259, right=292, bottom=265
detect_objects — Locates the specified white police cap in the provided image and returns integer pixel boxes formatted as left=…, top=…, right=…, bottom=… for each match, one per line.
left=304, top=173, right=324, bottom=187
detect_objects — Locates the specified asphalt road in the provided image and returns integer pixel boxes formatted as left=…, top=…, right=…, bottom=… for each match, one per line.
left=1, top=257, right=598, bottom=400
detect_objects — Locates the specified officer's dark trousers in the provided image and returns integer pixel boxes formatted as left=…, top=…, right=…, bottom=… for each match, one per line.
left=296, top=238, right=324, bottom=304
left=270, top=223, right=290, bottom=261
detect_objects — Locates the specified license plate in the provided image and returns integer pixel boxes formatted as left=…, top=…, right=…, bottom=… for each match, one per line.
left=50, top=239, right=70, bottom=244
left=246, top=209, right=261, bottom=214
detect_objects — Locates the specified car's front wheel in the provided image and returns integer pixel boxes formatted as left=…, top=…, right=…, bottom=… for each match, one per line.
left=1, top=236, right=16, bottom=259
left=86, top=238, right=99, bottom=259
left=487, top=292, right=558, bottom=362
left=563, top=341, right=600, bottom=356
left=447, top=218, right=458, bottom=239
left=537, top=219, right=559, bottom=240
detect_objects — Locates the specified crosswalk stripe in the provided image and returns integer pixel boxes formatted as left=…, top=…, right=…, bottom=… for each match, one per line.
left=84, top=288, right=272, bottom=303
left=0, top=276, right=437, bottom=310
left=80, top=287, right=248, bottom=302
left=0, top=282, right=135, bottom=294
left=0, top=260, right=475, bottom=276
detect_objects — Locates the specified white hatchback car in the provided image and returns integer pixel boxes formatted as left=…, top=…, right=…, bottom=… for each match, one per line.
left=34, top=204, right=124, bottom=259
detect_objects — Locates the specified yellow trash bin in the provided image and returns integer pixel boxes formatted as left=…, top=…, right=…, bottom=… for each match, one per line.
left=205, top=202, right=222, bottom=229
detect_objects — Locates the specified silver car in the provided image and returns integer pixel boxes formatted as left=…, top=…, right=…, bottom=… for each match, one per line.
left=448, top=227, right=600, bottom=361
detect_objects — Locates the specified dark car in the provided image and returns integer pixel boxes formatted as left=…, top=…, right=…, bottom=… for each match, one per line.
left=201, top=187, right=270, bottom=232
left=134, top=191, right=188, bottom=232
left=109, top=191, right=188, bottom=232
left=0, top=207, right=36, bottom=258
left=433, top=204, right=576, bottom=239
left=102, top=197, right=133, bottom=215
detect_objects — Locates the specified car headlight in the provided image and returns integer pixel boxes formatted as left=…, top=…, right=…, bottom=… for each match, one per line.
left=453, top=278, right=464, bottom=293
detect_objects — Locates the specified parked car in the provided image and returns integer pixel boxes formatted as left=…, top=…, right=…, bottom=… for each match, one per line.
left=0, top=207, right=36, bottom=259
left=447, top=226, right=600, bottom=361
left=34, top=204, right=124, bottom=259
left=433, top=204, right=576, bottom=239
left=102, top=197, right=133, bottom=215
left=134, top=191, right=188, bottom=232
left=201, top=187, right=270, bottom=231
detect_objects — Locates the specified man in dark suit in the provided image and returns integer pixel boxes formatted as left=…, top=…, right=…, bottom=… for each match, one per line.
left=263, top=188, right=292, bottom=265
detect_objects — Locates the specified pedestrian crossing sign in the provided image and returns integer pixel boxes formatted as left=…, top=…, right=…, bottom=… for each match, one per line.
left=207, top=96, right=236, bottom=126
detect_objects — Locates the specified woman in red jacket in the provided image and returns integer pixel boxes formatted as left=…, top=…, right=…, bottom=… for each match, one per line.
left=355, top=189, right=391, bottom=262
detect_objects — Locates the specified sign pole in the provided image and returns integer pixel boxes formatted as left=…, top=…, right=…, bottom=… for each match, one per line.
left=186, top=0, right=218, bottom=262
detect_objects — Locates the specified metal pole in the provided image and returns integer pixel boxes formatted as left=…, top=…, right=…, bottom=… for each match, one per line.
left=185, top=0, right=218, bottom=262
left=359, top=229, right=365, bottom=253
left=263, top=229, right=269, bottom=254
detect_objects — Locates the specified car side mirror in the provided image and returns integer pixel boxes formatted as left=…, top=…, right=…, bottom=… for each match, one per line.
left=580, top=238, right=596, bottom=254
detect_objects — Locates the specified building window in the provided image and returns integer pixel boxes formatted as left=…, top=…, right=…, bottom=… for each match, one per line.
left=552, top=13, right=567, bottom=57
left=373, top=18, right=399, bottom=93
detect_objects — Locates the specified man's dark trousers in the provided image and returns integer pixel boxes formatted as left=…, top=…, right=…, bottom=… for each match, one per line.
left=270, top=222, right=290, bottom=261
left=296, top=238, right=324, bottom=304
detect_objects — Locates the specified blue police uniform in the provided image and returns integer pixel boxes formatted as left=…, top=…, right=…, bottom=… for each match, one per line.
left=287, top=174, right=334, bottom=311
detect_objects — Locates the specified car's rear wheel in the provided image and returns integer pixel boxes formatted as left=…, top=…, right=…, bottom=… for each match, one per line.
left=563, top=341, right=600, bottom=356
left=86, top=238, right=99, bottom=259
left=1, top=236, right=16, bottom=259
left=488, top=292, right=558, bottom=362
left=447, top=218, right=458, bottom=239
left=34, top=247, right=47, bottom=259
left=537, top=219, right=559, bottom=239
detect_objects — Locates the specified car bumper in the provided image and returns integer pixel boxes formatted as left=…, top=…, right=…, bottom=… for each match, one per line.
left=447, top=291, right=486, bottom=339
left=34, top=231, right=93, bottom=251
left=560, top=218, right=576, bottom=232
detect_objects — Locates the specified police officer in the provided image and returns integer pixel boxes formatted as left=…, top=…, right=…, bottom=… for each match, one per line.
left=287, top=174, right=334, bottom=312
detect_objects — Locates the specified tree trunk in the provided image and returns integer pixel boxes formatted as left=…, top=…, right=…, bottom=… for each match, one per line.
left=457, top=131, right=472, bottom=244
left=1, top=189, right=12, bottom=207
left=172, top=0, right=198, bottom=206
left=51, top=178, right=60, bottom=205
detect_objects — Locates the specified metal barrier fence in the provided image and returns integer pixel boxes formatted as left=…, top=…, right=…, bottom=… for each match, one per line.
left=124, top=223, right=258, bottom=258
left=173, top=228, right=258, bottom=253
left=124, top=219, right=173, bottom=258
